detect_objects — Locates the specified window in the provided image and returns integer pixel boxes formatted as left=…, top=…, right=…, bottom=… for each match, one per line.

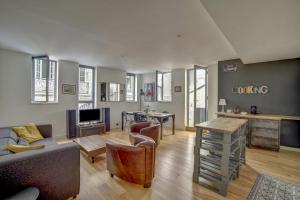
left=109, top=83, right=120, bottom=101
left=157, top=72, right=162, bottom=101
left=156, top=71, right=172, bottom=101
left=78, top=66, right=95, bottom=110
left=32, top=56, right=58, bottom=103
left=126, top=73, right=136, bottom=101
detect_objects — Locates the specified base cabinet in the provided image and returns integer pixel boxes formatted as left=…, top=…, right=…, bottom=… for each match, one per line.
left=251, top=136, right=279, bottom=150
left=218, top=114, right=281, bottom=151
left=250, top=119, right=280, bottom=151
left=78, top=123, right=106, bottom=137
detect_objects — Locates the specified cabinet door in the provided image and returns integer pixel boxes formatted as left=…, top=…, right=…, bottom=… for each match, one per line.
left=251, top=128, right=278, bottom=148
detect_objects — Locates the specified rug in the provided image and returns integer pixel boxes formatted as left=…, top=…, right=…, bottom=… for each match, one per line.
left=248, top=175, right=300, bottom=200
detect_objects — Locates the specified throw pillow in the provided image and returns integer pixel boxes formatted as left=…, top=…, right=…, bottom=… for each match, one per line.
left=0, top=128, right=18, bottom=142
left=24, top=123, right=44, bottom=140
left=12, top=126, right=43, bottom=143
left=5, top=144, right=45, bottom=153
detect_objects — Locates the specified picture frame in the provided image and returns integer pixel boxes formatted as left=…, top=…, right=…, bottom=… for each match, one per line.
left=62, top=84, right=76, bottom=95
left=174, top=86, right=182, bottom=93
left=144, top=82, right=156, bottom=102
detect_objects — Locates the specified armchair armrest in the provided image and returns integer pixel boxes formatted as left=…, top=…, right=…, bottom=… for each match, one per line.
left=135, top=139, right=155, bottom=187
left=0, top=142, right=80, bottom=200
left=36, top=124, right=52, bottom=138
left=130, top=122, right=151, bottom=133
left=129, top=133, right=152, bottom=146
left=140, top=124, right=160, bottom=147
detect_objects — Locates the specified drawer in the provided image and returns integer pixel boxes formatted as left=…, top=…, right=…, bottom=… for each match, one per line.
left=251, top=127, right=279, bottom=139
left=251, top=119, right=280, bottom=129
left=251, top=136, right=279, bottom=149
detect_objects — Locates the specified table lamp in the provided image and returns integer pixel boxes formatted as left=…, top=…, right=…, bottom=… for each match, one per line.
left=219, top=99, right=227, bottom=112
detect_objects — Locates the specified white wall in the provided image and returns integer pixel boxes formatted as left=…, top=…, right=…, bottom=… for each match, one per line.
left=96, top=67, right=140, bottom=128
left=0, top=49, right=79, bottom=138
left=207, top=63, right=218, bottom=120
left=0, top=49, right=218, bottom=136
left=141, top=69, right=186, bottom=130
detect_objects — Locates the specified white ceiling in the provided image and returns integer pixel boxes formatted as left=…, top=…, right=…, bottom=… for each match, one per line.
left=0, top=0, right=299, bottom=73
left=200, top=0, right=300, bottom=64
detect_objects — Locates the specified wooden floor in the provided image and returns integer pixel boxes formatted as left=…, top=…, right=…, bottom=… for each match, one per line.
left=73, top=129, right=300, bottom=200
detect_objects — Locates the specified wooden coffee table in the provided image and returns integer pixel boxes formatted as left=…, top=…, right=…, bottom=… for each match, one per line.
left=73, top=135, right=106, bottom=163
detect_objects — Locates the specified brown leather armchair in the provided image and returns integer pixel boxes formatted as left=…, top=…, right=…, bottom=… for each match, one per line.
left=130, top=122, right=160, bottom=147
left=106, top=135, right=156, bottom=188
left=130, top=122, right=151, bottom=133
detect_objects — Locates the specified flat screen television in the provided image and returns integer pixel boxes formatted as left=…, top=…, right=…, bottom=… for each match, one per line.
left=79, top=109, right=101, bottom=123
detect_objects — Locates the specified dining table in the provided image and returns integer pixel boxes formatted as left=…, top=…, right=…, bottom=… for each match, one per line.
left=121, top=111, right=175, bottom=139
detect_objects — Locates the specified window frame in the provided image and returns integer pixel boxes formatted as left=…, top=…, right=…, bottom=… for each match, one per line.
left=78, top=65, right=95, bottom=110
left=156, top=70, right=172, bottom=102
left=126, top=73, right=137, bottom=102
left=31, top=55, right=58, bottom=104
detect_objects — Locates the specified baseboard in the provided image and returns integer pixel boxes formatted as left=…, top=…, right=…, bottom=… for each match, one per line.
left=54, top=135, right=67, bottom=140
left=280, top=146, right=300, bottom=152
left=185, top=127, right=195, bottom=132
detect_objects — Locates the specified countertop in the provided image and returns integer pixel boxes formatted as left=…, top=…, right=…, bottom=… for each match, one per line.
left=195, top=117, right=248, bottom=134
left=216, top=112, right=300, bottom=121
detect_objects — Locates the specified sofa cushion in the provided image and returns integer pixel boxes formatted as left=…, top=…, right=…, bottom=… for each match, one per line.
left=30, top=138, right=56, bottom=146
left=17, top=137, right=29, bottom=146
left=0, top=128, right=18, bottom=142
left=0, top=128, right=19, bottom=156
left=0, top=138, right=17, bottom=156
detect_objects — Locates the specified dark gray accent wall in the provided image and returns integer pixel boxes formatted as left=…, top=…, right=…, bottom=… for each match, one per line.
left=218, top=58, right=300, bottom=148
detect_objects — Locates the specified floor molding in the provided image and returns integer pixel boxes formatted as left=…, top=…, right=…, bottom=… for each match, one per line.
left=280, top=146, right=300, bottom=152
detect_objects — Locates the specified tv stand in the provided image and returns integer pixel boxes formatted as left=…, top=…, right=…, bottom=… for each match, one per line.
left=78, top=122, right=106, bottom=137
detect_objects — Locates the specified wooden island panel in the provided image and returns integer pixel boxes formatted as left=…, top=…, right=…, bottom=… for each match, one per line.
left=195, top=117, right=248, bottom=134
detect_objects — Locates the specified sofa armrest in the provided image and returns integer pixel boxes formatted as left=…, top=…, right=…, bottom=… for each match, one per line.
left=0, top=142, right=80, bottom=200
left=36, top=124, right=52, bottom=138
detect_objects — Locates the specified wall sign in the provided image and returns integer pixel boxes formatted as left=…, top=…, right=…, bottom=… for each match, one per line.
left=232, top=85, right=269, bottom=95
left=223, top=63, right=238, bottom=72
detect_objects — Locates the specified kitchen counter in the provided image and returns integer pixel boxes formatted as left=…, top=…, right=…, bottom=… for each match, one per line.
left=216, top=112, right=300, bottom=121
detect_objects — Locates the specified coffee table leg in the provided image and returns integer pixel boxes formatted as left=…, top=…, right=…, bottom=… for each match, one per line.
left=91, top=157, right=95, bottom=163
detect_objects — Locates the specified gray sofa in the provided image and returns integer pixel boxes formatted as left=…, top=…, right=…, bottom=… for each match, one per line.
left=0, top=124, right=80, bottom=200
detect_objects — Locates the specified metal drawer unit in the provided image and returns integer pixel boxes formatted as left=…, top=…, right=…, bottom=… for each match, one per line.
left=193, top=118, right=248, bottom=196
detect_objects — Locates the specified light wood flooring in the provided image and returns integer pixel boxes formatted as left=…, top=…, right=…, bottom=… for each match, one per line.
left=70, top=129, right=300, bottom=200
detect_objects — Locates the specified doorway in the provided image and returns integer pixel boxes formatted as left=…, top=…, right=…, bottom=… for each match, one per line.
left=186, top=65, right=208, bottom=128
